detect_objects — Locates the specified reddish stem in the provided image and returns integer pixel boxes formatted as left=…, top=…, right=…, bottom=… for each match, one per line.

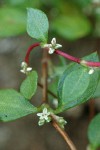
left=25, top=43, right=100, bottom=67
left=86, top=61, right=100, bottom=67
left=55, top=49, right=100, bottom=67
left=25, top=43, right=40, bottom=64
left=55, top=50, right=80, bottom=64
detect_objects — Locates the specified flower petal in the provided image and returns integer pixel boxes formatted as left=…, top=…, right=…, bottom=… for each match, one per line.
left=47, top=112, right=51, bottom=116
left=51, top=38, right=56, bottom=46
left=55, top=44, right=62, bottom=49
left=44, top=116, right=49, bottom=120
left=48, top=48, right=55, bottom=54
left=20, top=70, right=25, bottom=74
left=21, top=62, right=27, bottom=67
left=27, top=67, right=32, bottom=71
left=43, top=108, right=48, bottom=114
left=40, top=116, right=44, bottom=120
left=37, top=113, right=42, bottom=117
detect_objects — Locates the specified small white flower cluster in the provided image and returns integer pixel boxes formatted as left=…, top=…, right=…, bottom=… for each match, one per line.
left=43, top=38, right=62, bottom=54
left=20, top=62, right=32, bottom=74
left=37, top=108, right=51, bottom=126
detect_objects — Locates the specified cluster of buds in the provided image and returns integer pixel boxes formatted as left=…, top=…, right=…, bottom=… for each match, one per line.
left=20, top=62, right=32, bottom=74
left=43, top=38, right=62, bottom=54
left=54, top=115, right=67, bottom=129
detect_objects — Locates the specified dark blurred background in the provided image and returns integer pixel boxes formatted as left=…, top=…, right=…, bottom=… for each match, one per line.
left=0, top=0, right=100, bottom=150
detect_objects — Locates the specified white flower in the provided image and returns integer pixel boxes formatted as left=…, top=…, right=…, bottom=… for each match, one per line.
left=43, top=38, right=62, bottom=54
left=88, top=68, right=94, bottom=75
left=37, top=108, right=51, bottom=126
left=37, top=108, right=50, bottom=120
left=20, top=62, right=32, bottom=74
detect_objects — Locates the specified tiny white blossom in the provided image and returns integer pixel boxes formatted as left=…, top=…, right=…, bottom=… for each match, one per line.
left=43, top=38, right=62, bottom=54
left=37, top=108, right=50, bottom=120
left=49, top=48, right=55, bottom=54
left=37, top=108, right=51, bottom=126
left=26, top=67, right=32, bottom=71
left=20, top=62, right=32, bottom=74
left=21, top=62, right=27, bottom=67
left=51, top=38, right=56, bottom=46
left=88, top=68, right=94, bottom=75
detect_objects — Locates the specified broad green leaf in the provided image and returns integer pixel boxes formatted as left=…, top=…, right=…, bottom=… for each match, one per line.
left=0, top=89, right=37, bottom=122
left=20, top=71, right=38, bottom=100
left=57, top=52, right=100, bottom=113
left=93, top=79, right=100, bottom=98
left=52, top=3, right=92, bottom=40
left=0, top=7, right=26, bottom=37
left=27, top=8, right=49, bottom=43
left=49, top=77, right=59, bottom=98
left=88, top=113, right=100, bottom=149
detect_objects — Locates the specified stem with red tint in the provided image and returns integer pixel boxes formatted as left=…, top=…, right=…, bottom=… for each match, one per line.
left=55, top=49, right=100, bottom=67
left=25, top=43, right=40, bottom=64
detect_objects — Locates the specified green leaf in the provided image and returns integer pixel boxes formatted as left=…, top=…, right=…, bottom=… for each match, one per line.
left=49, top=77, right=59, bottom=98
left=88, top=113, right=100, bottom=149
left=52, top=3, right=92, bottom=40
left=0, top=7, right=26, bottom=37
left=20, top=71, right=38, bottom=100
left=93, top=79, right=100, bottom=98
left=0, top=89, right=37, bottom=122
left=27, top=8, right=49, bottom=43
left=57, top=52, right=100, bottom=113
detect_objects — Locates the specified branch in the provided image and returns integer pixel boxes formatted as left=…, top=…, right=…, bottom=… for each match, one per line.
left=24, top=43, right=100, bottom=67
left=55, top=50, right=100, bottom=67
left=25, top=43, right=40, bottom=64
left=89, top=99, right=95, bottom=121
left=51, top=115, right=77, bottom=150
left=41, top=49, right=48, bottom=103
left=25, top=43, right=77, bottom=149
left=38, top=82, right=57, bottom=99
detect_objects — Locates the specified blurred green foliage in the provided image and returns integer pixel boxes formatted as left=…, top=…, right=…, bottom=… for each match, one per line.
left=0, top=0, right=100, bottom=39
left=0, top=7, right=26, bottom=37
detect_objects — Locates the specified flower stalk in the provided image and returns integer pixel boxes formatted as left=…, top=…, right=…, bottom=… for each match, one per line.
left=24, top=41, right=100, bottom=68
left=25, top=43, right=40, bottom=64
